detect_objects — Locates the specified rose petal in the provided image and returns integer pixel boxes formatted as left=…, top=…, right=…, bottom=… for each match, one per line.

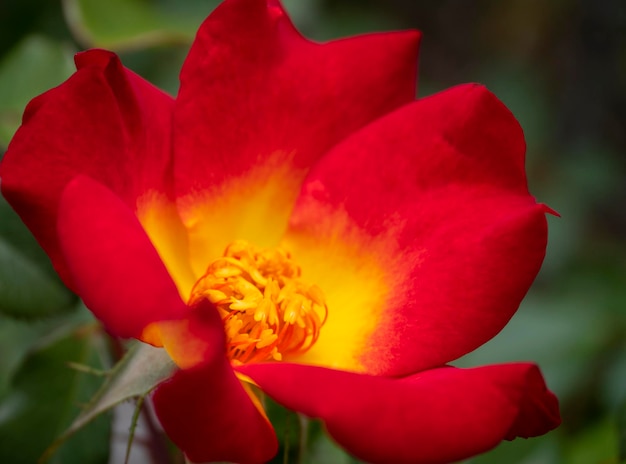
left=0, top=49, right=174, bottom=288
left=57, top=176, right=186, bottom=339
left=239, top=362, right=561, bottom=464
left=153, top=356, right=277, bottom=464
left=158, top=299, right=227, bottom=369
left=173, top=0, right=420, bottom=275
left=283, top=84, right=550, bottom=375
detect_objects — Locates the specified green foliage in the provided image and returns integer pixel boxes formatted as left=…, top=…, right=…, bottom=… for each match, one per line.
left=0, top=35, right=74, bottom=147
left=565, top=418, right=619, bottom=464
left=306, top=432, right=361, bottom=464
left=262, top=399, right=359, bottom=464
left=0, top=197, right=53, bottom=272
left=0, top=237, right=75, bottom=318
left=55, top=342, right=175, bottom=442
left=0, top=196, right=75, bottom=319
left=0, top=323, right=111, bottom=464
left=617, top=400, right=626, bottom=463
left=62, top=0, right=218, bottom=51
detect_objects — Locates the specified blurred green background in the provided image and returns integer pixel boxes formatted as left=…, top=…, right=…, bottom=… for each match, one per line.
left=0, top=0, right=624, bottom=463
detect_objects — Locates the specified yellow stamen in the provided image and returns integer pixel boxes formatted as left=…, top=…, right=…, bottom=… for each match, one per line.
left=189, top=240, right=328, bottom=364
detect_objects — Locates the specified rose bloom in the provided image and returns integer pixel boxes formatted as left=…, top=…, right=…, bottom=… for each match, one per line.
left=0, top=0, right=560, bottom=463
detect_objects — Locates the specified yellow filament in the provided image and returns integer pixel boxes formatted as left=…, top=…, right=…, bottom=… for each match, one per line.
left=189, top=240, right=328, bottom=364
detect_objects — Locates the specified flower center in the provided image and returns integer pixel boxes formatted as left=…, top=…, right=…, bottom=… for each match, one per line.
left=188, top=240, right=328, bottom=365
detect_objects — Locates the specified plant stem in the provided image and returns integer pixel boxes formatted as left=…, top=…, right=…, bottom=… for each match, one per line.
left=141, top=399, right=174, bottom=464
left=297, top=414, right=309, bottom=464
left=125, top=396, right=144, bottom=464
left=283, top=414, right=290, bottom=464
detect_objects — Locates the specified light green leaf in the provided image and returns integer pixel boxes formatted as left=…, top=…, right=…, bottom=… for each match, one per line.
left=0, top=329, right=111, bottom=464
left=43, top=342, right=176, bottom=460
left=0, top=35, right=74, bottom=147
left=62, top=0, right=218, bottom=51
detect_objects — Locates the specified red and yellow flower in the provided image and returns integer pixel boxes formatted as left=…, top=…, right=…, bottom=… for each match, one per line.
left=0, top=0, right=560, bottom=462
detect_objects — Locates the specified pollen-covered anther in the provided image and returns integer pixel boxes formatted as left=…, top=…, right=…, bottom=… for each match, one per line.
left=189, top=240, right=328, bottom=364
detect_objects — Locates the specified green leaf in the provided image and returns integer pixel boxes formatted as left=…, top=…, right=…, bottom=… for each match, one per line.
left=62, top=0, right=218, bottom=51
left=0, top=236, right=74, bottom=318
left=60, top=0, right=325, bottom=53
left=0, top=196, right=57, bottom=273
left=306, top=425, right=361, bottom=464
left=0, top=304, right=99, bottom=398
left=44, top=342, right=176, bottom=459
left=0, top=315, right=47, bottom=398
left=466, top=434, right=560, bottom=464
left=565, top=418, right=619, bottom=464
left=281, top=0, right=322, bottom=30
left=0, top=186, right=74, bottom=320
left=0, top=328, right=111, bottom=464
left=619, top=397, right=626, bottom=463
left=0, top=35, right=74, bottom=147
left=454, top=293, right=609, bottom=400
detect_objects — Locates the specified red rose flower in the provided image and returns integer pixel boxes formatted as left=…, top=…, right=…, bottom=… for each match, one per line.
left=0, top=0, right=560, bottom=463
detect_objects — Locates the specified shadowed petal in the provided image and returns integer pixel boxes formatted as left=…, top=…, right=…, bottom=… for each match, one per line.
left=239, top=362, right=560, bottom=464
left=57, top=176, right=186, bottom=339
left=0, top=49, right=174, bottom=288
left=154, top=356, right=277, bottom=464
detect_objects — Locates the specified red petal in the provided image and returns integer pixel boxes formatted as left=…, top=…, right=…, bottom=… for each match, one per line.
left=284, top=84, right=549, bottom=375
left=153, top=356, right=277, bottom=464
left=0, top=49, right=174, bottom=288
left=57, top=176, right=186, bottom=339
left=173, top=0, right=419, bottom=274
left=158, top=299, right=228, bottom=370
left=239, top=362, right=560, bottom=464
